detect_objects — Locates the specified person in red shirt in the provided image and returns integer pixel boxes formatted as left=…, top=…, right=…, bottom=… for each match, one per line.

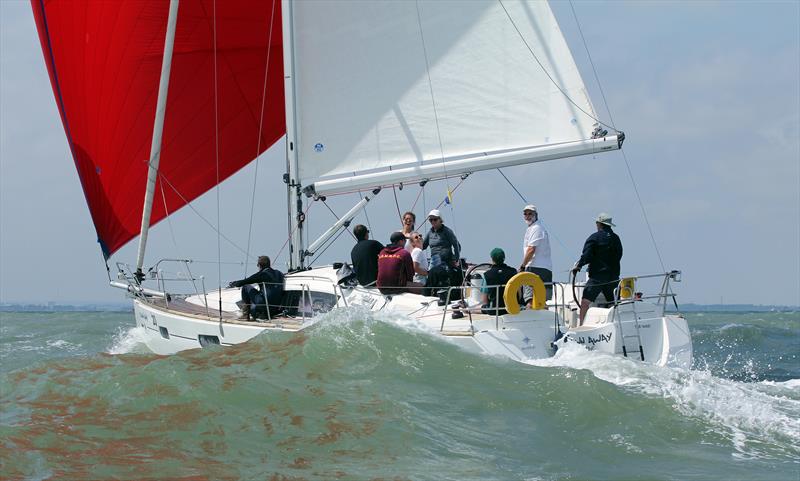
left=377, top=232, right=421, bottom=295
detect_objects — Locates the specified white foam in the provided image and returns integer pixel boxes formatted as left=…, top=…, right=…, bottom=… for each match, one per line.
left=106, top=325, right=149, bottom=355
left=760, top=378, right=800, bottom=389
left=526, top=343, right=800, bottom=459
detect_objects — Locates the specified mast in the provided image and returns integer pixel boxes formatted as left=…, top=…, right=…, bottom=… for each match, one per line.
left=134, top=0, right=179, bottom=282
left=281, top=0, right=304, bottom=271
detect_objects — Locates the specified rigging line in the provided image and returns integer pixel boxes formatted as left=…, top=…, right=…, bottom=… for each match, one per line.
left=307, top=225, right=348, bottom=268
left=419, top=177, right=467, bottom=229
left=497, top=0, right=616, bottom=134
left=495, top=169, right=570, bottom=253
left=357, top=190, right=373, bottom=232
left=568, top=0, right=665, bottom=271
left=274, top=202, right=314, bottom=263
left=409, top=184, right=424, bottom=212
left=422, top=182, right=427, bottom=232
left=391, top=184, right=403, bottom=223
left=321, top=199, right=357, bottom=241
left=158, top=173, right=251, bottom=256
left=158, top=176, right=180, bottom=258
left=414, top=0, right=452, bottom=194
left=245, top=0, right=277, bottom=277
left=497, top=168, right=527, bottom=203
left=620, top=149, right=666, bottom=271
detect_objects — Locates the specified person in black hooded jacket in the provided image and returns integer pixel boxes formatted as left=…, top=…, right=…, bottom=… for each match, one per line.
left=228, top=255, right=285, bottom=320
left=572, top=213, right=623, bottom=324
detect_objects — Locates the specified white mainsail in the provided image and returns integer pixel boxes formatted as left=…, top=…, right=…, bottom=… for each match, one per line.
left=287, top=0, right=619, bottom=197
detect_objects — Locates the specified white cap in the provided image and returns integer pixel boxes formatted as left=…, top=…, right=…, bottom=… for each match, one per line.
left=427, top=209, right=441, bottom=218
left=523, top=204, right=537, bottom=213
left=595, top=212, right=615, bottom=227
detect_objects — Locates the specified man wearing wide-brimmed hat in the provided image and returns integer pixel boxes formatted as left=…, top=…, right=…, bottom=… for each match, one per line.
left=572, top=213, right=623, bottom=325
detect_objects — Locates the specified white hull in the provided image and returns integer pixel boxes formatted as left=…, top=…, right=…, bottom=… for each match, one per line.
left=130, top=266, right=692, bottom=368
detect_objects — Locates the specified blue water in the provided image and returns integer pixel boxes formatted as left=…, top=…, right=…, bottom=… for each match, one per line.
left=1, top=309, right=798, bottom=480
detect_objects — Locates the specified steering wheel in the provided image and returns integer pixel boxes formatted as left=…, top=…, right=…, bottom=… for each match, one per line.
left=571, top=269, right=581, bottom=307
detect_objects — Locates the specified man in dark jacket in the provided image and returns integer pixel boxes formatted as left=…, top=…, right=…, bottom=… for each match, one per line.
left=481, top=248, right=517, bottom=316
left=572, top=213, right=623, bottom=324
left=228, top=255, right=285, bottom=320
left=350, top=224, right=384, bottom=286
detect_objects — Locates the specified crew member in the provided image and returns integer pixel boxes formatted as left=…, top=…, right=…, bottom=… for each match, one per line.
left=228, top=255, right=285, bottom=320
left=350, top=224, right=384, bottom=287
left=519, top=204, right=553, bottom=304
left=422, top=209, right=460, bottom=268
left=377, top=232, right=420, bottom=295
left=572, top=213, right=623, bottom=325
left=481, top=248, right=517, bottom=315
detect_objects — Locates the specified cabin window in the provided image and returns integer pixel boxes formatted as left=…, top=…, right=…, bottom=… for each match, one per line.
left=159, top=326, right=169, bottom=339
left=281, top=290, right=337, bottom=317
left=198, top=335, right=220, bottom=347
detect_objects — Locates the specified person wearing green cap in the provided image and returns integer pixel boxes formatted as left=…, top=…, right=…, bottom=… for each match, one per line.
left=480, top=248, right=517, bottom=315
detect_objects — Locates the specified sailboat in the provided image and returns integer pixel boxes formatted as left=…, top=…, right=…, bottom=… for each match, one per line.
left=32, top=0, right=692, bottom=367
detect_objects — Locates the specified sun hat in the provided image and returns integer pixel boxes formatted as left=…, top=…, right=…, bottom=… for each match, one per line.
left=522, top=204, right=537, bottom=213
left=490, top=247, right=505, bottom=263
left=595, top=212, right=616, bottom=227
left=427, top=209, right=441, bottom=219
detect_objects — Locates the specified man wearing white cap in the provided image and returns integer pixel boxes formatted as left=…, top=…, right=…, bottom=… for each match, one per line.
left=572, top=212, right=623, bottom=324
left=519, top=204, right=552, bottom=304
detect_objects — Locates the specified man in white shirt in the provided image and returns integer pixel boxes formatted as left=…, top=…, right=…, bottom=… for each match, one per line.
left=519, top=204, right=553, bottom=305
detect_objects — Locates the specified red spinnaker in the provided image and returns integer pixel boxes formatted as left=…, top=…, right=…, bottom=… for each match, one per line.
left=31, top=0, right=285, bottom=258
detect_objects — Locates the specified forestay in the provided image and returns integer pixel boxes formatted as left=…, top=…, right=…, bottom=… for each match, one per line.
left=288, top=0, right=611, bottom=196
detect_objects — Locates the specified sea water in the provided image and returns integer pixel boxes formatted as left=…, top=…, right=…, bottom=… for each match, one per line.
left=1, top=309, right=797, bottom=480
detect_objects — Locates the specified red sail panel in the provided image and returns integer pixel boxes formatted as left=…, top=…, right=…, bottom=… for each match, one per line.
left=31, top=0, right=285, bottom=258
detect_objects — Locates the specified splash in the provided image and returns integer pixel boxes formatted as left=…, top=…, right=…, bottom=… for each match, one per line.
left=106, top=325, right=149, bottom=355
left=527, top=343, right=800, bottom=460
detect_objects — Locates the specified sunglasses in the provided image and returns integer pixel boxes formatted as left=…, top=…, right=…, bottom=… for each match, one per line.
left=428, top=217, right=440, bottom=221
left=412, top=235, right=422, bottom=239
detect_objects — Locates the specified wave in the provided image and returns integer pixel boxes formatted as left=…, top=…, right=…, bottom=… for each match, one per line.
left=2, top=308, right=798, bottom=480
left=527, top=342, right=800, bottom=460
left=106, top=325, right=150, bottom=355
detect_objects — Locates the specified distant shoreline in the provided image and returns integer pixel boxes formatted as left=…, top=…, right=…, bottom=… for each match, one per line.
left=0, top=303, right=133, bottom=312
left=0, top=302, right=796, bottom=314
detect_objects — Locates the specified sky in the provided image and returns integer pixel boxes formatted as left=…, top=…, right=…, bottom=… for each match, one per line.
left=1, top=0, right=798, bottom=306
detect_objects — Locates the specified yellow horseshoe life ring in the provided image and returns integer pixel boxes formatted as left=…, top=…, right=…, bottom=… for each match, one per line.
left=503, top=272, right=546, bottom=315
left=618, top=277, right=636, bottom=299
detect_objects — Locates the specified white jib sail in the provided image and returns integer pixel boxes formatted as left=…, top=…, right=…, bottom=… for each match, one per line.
left=289, top=0, right=612, bottom=196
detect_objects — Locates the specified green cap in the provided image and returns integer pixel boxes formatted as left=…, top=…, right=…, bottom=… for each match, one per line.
left=490, top=247, right=505, bottom=263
